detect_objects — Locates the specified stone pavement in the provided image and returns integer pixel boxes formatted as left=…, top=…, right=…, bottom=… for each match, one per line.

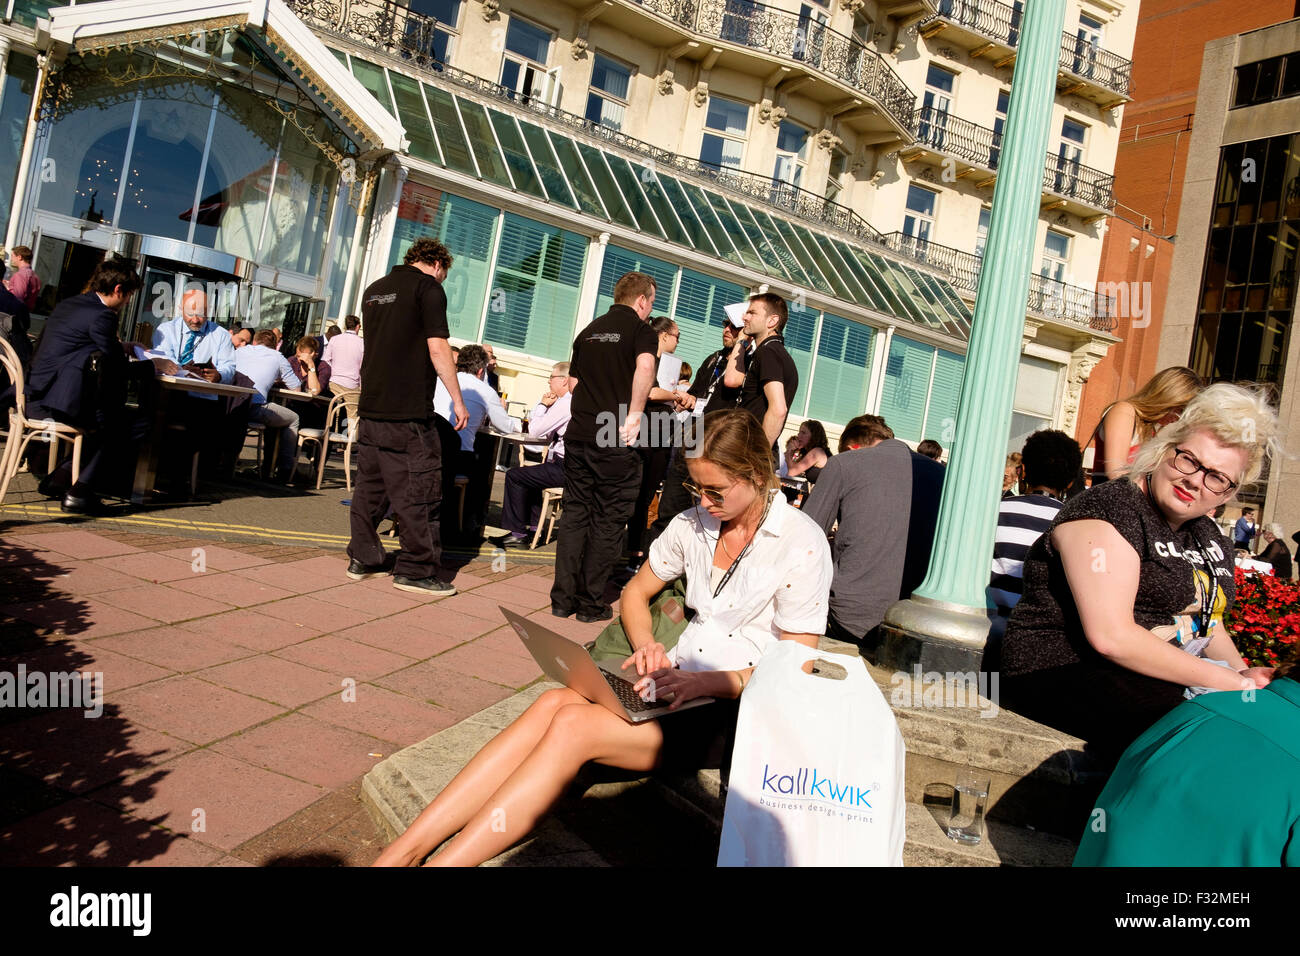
left=0, top=504, right=618, bottom=866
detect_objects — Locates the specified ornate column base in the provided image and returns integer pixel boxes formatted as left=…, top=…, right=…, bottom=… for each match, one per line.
left=869, top=595, right=991, bottom=674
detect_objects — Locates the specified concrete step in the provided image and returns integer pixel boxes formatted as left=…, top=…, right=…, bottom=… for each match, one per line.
left=362, top=678, right=1078, bottom=866
left=853, top=648, right=1108, bottom=838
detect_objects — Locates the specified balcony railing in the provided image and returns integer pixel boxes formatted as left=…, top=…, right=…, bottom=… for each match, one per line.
left=913, top=106, right=1000, bottom=170
left=912, top=106, right=1114, bottom=210
left=290, top=0, right=448, bottom=68
left=635, top=0, right=916, bottom=131
left=926, top=0, right=1132, bottom=99
left=1041, top=150, right=1114, bottom=210
left=882, top=232, right=1118, bottom=332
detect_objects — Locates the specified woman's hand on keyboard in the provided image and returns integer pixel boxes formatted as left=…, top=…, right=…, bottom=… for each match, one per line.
left=621, top=641, right=671, bottom=679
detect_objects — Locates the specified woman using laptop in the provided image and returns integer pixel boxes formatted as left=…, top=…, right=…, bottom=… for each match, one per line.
left=373, top=409, right=833, bottom=866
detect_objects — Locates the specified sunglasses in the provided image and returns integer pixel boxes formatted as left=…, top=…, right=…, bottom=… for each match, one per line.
left=682, top=481, right=730, bottom=506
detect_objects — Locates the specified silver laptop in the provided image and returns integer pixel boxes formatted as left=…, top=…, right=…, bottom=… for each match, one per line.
left=500, top=607, right=713, bottom=723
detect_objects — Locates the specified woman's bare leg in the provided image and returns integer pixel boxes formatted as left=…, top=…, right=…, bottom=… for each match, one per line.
left=372, top=687, right=587, bottom=866
left=427, top=702, right=664, bottom=867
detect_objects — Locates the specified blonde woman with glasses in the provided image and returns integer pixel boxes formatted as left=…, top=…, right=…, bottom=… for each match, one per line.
left=1001, top=383, right=1281, bottom=768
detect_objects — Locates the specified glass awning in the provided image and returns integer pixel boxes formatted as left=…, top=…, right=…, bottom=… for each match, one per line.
left=337, top=53, right=972, bottom=341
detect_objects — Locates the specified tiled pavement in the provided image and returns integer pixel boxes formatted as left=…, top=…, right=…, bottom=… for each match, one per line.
left=0, top=523, right=618, bottom=866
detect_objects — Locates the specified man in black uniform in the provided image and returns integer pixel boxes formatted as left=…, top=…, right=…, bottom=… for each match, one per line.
left=722, top=292, right=798, bottom=458
left=551, top=271, right=658, bottom=622
left=644, top=318, right=743, bottom=548
left=346, top=238, right=468, bottom=595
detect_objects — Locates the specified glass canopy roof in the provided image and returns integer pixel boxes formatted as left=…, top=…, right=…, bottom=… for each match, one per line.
left=337, top=52, right=973, bottom=340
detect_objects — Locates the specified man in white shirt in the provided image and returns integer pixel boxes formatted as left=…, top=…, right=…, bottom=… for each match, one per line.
left=433, top=344, right=520, bottom=535
left=235, top=329, right=303, bottom=482
left=322, top=313, right=363, bottom=397
left=492, top=362, right=571, bottom=548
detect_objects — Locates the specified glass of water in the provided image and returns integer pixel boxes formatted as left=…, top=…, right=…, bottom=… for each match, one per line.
left=945, top=770, right=990, bottom=845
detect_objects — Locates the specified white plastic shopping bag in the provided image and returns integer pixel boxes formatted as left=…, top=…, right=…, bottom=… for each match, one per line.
left=717, top=641, right=906, bottom=866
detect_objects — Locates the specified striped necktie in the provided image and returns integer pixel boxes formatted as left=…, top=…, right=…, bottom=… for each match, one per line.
left=180, top=331, right=197, bottom=365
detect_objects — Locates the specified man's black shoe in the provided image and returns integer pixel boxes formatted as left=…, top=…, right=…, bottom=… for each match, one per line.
left=551, top=605, right=575, bottom=619
left=576, top=606, right=613, bottom=624
left=495, top=534, right=530, bottom=551
left=393, top=575, right=456, bottom=596
left=346, top=555, right=396, bottom=581
left=37, top=475, right=66, bottom=499
left=60, top=491, right=103, bottom=515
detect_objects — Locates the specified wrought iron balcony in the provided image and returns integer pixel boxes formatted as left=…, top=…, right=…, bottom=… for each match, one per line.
left=1057, top=30, right=1133, bottom=100
left=634, top=0, right=916, bottom=132
left=882, top=232, right=1118, bottom=332
left=1041, top=149, right=1114, bottom=210
left=926, top=0, right=1132, bottom=100
left=290, top=0, right=448, bottom=69
left=911, top=107, right=1114, bottom=211
left=913, top=106, right=1001, bottom=170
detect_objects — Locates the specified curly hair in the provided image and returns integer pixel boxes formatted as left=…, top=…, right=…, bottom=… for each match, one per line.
left=1020, top=430, right=1083, bottom=492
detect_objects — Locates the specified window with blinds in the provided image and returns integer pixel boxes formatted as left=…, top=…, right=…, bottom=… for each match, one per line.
left=808, top=312, right=873, bottom=424
left=924, top=348, right=964, bottom=443
left=429, top=192, right=497, bottom=341
left=673, top=268, right=746, bottom=370
left=879, top=335, right=933, bottom=443
left=593, top=246, right=679, bottom=320
left=484, top=212, right=587, bottom=359
left=783, top=306, right=817, bottom=417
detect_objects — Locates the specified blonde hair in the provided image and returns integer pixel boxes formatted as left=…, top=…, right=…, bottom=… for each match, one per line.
left=1127, top=382, right=1282, bottom=490
left=1098, top=366, right=1204, bottom=446
left=696, top=409, right=780, bottom=497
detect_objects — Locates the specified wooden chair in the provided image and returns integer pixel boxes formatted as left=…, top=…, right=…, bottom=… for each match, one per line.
left=315, top=392, right=360, bottom=490
left=297, top=394, right=337, bottom=483
left=0, top=337, right=85, bottom=505
left=531, top=486, right=564, bottom=549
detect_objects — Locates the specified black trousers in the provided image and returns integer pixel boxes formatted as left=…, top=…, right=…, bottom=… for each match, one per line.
left=627, top=442, right=673, bottom=557
left=646, top=446, right=694, bottom=549
left=550, top=439, right=641, bottom=616
left=501, top=458, right=566, bottom=539
left=348, top=418, right=444, bottom=579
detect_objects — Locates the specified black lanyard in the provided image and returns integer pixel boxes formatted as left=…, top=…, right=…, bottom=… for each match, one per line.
left=707, top=491, right=775, bottom=599
left=735, top=336, right=780, bottom=407
left=1146, top=481, right=1219, bottom=639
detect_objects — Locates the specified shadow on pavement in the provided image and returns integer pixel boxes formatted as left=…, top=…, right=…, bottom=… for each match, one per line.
left=0, top=538, right=179, bottom=865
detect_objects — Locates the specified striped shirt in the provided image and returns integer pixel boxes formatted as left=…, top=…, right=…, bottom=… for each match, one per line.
left=987, top=493, right=1064, bottom=638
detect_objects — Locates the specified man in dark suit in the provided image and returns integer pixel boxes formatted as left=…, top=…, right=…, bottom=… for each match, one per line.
left=25, top=256, right=145, bottom=513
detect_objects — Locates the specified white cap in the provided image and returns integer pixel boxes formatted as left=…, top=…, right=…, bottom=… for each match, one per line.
left=723, top=301, right=746, bottom=328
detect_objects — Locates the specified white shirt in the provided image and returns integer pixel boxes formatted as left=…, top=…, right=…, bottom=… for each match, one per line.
left=433, top=371, right=520, bottom=452
left=647, top=491, right=833, bottom=672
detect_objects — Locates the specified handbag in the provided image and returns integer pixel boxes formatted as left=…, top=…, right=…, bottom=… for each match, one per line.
left=588, top=577, right=691, bottom=663
left=717, top=641, right=907, bottom=866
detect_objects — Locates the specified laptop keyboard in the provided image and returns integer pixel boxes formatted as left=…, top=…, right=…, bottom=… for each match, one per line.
left=602, top=669, right=667, bottom=713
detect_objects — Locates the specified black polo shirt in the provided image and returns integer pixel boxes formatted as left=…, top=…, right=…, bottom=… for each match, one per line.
left=566, top=304, right=659, bottom=444
left=357, top=264, right=450, bottom=421
left=736, top=334, right=798, bottom=426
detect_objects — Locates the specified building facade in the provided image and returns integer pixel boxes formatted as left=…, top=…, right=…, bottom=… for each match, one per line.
left=0, top=0, right=1131, bottom=443
left=1077, top=0, right=1297, bottom=462
left=1156, top=17, right=1300, bottom=534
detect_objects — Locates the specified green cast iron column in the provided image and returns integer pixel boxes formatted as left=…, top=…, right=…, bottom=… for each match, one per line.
left=883, top=0, right=1068, bottom=658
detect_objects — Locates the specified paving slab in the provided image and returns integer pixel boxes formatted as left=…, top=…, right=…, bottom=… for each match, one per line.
left=210, top=713, right=391, bottom=790
left=196, top=655, right=340, bottom=709
left=112, top=676, right=284, bottom=745
left=300, top=683, right=459, bottom=744
left=94, top=628, right=254, bottom=674
left=167, top=572, right=297, bottom=607
left=272, top=634, right=418, bottom=681
left=95, top=584, right=236, bottom=624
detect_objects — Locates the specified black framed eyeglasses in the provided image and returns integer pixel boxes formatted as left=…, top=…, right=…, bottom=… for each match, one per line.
left=682, top=481, right=727, bottom=506
left=1170, top=447, right=1238, bottom=495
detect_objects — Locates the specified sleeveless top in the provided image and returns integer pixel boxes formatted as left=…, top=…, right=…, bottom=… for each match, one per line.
left=1091, top=413, right=1141, bottom=484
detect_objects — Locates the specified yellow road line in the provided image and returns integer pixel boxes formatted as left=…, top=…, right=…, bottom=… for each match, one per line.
left=2, top=503, right=559, bottom=562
